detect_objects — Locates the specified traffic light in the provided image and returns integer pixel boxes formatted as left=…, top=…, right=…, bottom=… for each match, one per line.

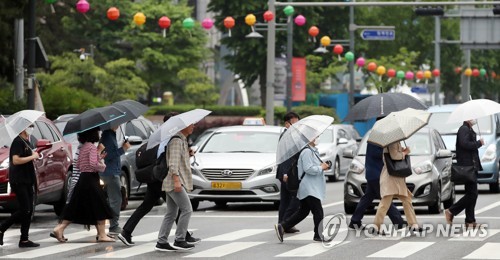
left=494, top=5, right=500, bottom=15
left=415, top=7, right=444, bottom=16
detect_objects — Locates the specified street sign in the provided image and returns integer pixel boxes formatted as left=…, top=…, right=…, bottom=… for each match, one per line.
left=360, top=29, right=395, bottom=41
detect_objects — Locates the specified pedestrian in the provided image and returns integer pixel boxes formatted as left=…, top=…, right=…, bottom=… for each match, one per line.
left=0, top=125, right=40, bottom=248
left=348, top=118, right=407, bottom=230
left=51, top=127, right=115, bottom=242
left=155, top=122, right=197, bottom=251
left=445, top=119, right=484, bottom=228
left=373, top=141, right=422, bottom=234
left=274, top=138, right=331, bottom=243
left=276, top=111, right=301, bottom=233
left=99, top=126, right=130, bottom=236
left=118, top=113, right=199, bottom=247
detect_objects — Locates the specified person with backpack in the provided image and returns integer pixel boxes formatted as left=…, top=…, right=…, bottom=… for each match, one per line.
left=274, top=138, right=331, bottom=243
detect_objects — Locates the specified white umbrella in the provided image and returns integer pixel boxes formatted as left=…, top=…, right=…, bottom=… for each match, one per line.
left=147, top=109, right=212, bottom=150
left=446, top=99, right=500, bottom=123
left=368, top=108, right=430, bottom=147
left=0, top=110, right=45, bottom=147
left=276, top=115, right=334, bottom=165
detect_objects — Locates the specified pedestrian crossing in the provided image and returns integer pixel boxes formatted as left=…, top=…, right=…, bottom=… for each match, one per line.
left=0, top=228, right=499, bottom=259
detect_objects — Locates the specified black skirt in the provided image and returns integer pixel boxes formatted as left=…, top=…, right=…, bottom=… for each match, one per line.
left=60, top=172, right=113, bottom=225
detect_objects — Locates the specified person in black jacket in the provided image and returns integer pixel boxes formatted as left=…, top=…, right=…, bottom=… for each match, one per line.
left=445, top=119, right=484, bottom=228
left=276, top=112, right=300, bottom=233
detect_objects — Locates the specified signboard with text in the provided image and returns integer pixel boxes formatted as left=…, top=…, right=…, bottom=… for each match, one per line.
left=292, top=57, right=306, bottom=102
left=360, top=29, right=395, bottom=41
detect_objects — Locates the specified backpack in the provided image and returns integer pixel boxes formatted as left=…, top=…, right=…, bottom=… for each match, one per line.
left=285, top=147, right=308, bottom=193
left=135, top=136, right=181, bottom=183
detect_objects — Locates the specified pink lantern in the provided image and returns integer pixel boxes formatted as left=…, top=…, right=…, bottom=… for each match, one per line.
left=294, top=15, right=306, bottom=26
left=356, top=57, right=365, bottom=70
left=202, top=18, right=214, bottom=30
left=76, top=0, right=90, bottom=14
left=405, top=71, right=414, bottom=81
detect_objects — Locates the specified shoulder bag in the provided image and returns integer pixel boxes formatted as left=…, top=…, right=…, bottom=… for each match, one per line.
left=451, top=165, right=476, bottom=184
left=384, top=152, right=412, bottom=178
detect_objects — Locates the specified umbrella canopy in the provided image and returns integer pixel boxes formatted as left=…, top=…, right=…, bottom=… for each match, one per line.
left=63, top=106, right=126, bottom=135
left=0, top=110, right=45, bottom=147
left=368, top=108, right=430, bottom=147
left=446, top=99, right=500, bottom=123
left=102, top=100, right=149, bottom=129
left=276, top=115, right=334, bottom=165
left=343, top=93, right=427, bottom=122
left=147, top=108, right=212, bottom=150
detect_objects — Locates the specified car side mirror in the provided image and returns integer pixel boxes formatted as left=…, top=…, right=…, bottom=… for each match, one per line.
left=127, top=135, right=143, bottom=145
left=436, top=149, right=452, bottom=158
left=338, top=138, right=348, bottom=145
left=343, top=148, right=355, bottom=159
left=36, top=139, right=52, bottom=148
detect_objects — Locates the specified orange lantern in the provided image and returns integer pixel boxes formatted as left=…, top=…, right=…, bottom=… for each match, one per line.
left=107, top=7, right=120, bottom=21
left=367, top=62, right=377, bottom=72
left=464, top=68, right=472, bottom=77
left=492, top=72, right=497, bottom=79
left=308, top=26, right=319, bottom=42
left=224, top=16, right=235, bottom=37
left=134, top=12, right=146, bottom=26
left=416, top=71, right=424, bottom=80
left=455, top=67, right=462, bottom=75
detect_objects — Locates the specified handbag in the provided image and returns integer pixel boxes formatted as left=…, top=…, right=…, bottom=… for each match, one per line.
left=384, top=152, right=412, bottom=178
left=451, top=165, right=477, bottom=184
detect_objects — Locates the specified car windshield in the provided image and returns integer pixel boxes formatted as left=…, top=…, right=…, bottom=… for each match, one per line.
left=357, top=132, right=432, bottom=156
left=318, top=129, right=333, bottom=143
left=200, top=131, right=280, bottom=153
left=428, top=112, right=493, bottom=135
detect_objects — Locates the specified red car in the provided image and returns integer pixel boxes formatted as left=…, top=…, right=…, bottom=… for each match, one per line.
left=0, top=116, right=73, bottom=216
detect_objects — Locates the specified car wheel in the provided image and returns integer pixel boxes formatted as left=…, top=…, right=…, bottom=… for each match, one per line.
left=443, top=184, right=456, bottom=209
left=191, top=199, right=199, bottom=211
left=215, top=201, right=227, bottom=208
left=344, top=202, right=356, bottom=214
left=120, top=171, right=130, bottom=211
left=428, top=185, right=442, bottom=214
left=489, top=177, right=500, bottom=193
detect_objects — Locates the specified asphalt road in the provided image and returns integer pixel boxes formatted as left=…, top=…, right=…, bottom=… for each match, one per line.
left=1, top=180, right=499, bottom=259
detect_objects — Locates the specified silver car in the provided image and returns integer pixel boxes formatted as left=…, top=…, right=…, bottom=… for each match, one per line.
left=343, top=127, right=455, bottom=214
left=189, top=125, right=282, bottom=210
left=317, top=124, right=360, bottom=182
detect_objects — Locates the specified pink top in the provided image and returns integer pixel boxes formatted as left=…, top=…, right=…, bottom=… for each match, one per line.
left=77, top=142, right=106, bottom=173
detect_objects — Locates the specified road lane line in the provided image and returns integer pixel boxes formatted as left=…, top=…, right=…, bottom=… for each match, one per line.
left=37, top=230, right=98, bottom=243
left=0, top=243, right=94, bottom=258
left=367, top=242, right=434, bottom=258
left=185, top=242, right=264, bottom=258
left=204, top=229, right=271, bottom=241
left=90, top=242, right=156, bottom=258
left=3, top=228, right=46, bottom=239
left=449, top=229, right=500, bottom=241
left=474, top=201, right=500, bottom=215
left=463, top=243, right=500, bottom=259
left=275, top=241, right=350, bottom=257
left=322, top=201, right=343, bottom=208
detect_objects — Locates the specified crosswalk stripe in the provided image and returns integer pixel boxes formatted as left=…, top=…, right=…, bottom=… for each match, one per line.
left=90, top=242, right=157, bottom=258
left=463, top=243, right=500, bottom=259
left=449, top=229, right=500, bottom=241
left=204, top=229, right=271, bottom=241
left=3, top=229, right=46, bottom=239
left=275, top=241, right=350, bottom=257
left=37, top=230, right=98, bottom=243
left=185, top=242, right=264, bottom=258
left=286, top=229, right=348, bottom=241
left=367, top=242, right=434, bottom=258
left=129, top=229, right=197, bottom=242
left=0, top=243, right=94, bottom=259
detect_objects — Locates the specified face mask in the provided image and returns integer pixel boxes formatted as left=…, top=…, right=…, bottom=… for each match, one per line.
left=25, top=127, right=34, bottom=135
left=469, top=119, right=477, bottom=126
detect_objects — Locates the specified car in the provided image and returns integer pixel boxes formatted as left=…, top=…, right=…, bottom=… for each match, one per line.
left=427, top=104, right=500, bottom=193
left=191, top=127, right=218, bottom=147
left=343, top=127, right=455, bottom=214
left=316, top=124, right=360, bottom=182
left=0, top=116, right=73, bottom=217
left=188, top=125, right=282, bottom=210
left=242, top=117, right=266, bottom=126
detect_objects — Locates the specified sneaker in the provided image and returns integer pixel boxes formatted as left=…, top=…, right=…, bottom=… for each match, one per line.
left=117, top=232, right=135, bottom=246
left=0, top=231, right=4, bottom=246
left=274, top=224, right=284, bottom=243
left=284, top=226, right=300, bottom=233
left=108, top=227, right=122, bottom=235
left=186, top=236, right=201, bottom=245
left=155, top=242, right=177, bottom=252
left=313, top=236, right=324, bottom=242
left=172, top=240, right=195, bottom=250
left=445, top=209, right=454, bottom=224
left=348, top=222, right=365, bottom=230
left=18, top=240, right=40, bottom=248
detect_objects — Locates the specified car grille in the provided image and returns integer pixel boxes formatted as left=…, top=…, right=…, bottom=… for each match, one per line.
left=0, top=182, right=7, bottom=194
left=361, top=183, right=415, bottom=194
left=201, top=169, right=254, bottom=181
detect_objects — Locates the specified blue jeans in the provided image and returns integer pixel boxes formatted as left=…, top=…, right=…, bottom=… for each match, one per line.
left=101, top=175, right=122, bottom=231
left=350, top=180, right=404, bottom=225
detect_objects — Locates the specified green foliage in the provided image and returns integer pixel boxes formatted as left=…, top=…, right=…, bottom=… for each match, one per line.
left=41, top=85, right=107, bottom=119
left=178, top=68, right=219, bottom=107
left=273, top=105, right=339, bottom=126
left=0, top=79, right=26, bottom=114
left=149, top=105, right=262, bottom=117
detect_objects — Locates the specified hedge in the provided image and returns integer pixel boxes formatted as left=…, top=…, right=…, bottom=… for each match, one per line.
left=148, top=105, right=262, bottom=117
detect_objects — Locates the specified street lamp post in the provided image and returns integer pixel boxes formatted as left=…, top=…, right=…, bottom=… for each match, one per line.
left=265, top=0, right=276, bottom=125
left=27, top=0, right=36, bottom=109
left=286, top=0, right=293, bottom=112
left=348, top=3, right=355, bottom=109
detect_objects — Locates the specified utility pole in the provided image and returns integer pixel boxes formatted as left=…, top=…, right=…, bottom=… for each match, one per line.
left=286, top=0, right=293, bottom=112
left=14, top=19, right=24, bottom=100
left=348, top=2, right=355, bottom=108
left=434, top=16, right=441, bottom=105
left=27, top=0, right=36, bottom=109
left=266, top=0, right=276, bottom=125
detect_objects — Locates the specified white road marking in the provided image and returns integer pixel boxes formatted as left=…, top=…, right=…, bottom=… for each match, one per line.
left=463, top=243, right=500, bottom=259
left=275, top=241, right=350, bottom=257
left=0, top=243, right=94, bottom=258
left=185, top=242, right=264, bottom=258
left=204, top=229, right=271, bottom=241
left=90, top=242, right=156, bottom=258
left=37, top=230, right=97, bottom=243
left=449, top=229, right=500, bottom=241
left=367, top=242, right=434, bottom=258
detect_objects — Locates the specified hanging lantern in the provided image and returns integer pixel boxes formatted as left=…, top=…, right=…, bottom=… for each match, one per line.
left=183, top=18, right=195, bottom=29
left=284, top=5, right=295, bottom=23
left=134, top=12, right=146, bottom=26
left=45, top=0, right=57, bottom=13
left=356, top=57, right=365, bottom=71
left=294, top=15, right=306, bottom=26
left=405, top=71, right=414, bottom=81
left=158, top=16, right=171, bottom=37
left=464, top=68, right=472, bottom=77
left=432, top=69, right=440, bottom=77
left=107, top=7, right=120, bottom=21
left=224, top=16, right=235, bottom=37
left=455, top=67, right=462, bottom=75
left=492, top=72, right=497, bottom=79
left=201, top=18, right=214, bottom=30
left=345, top=52, right=354, bottom=62
left=480, top=68, right=487, bottom=77
left=472, top=68, right=480, bottom=77
left=76, top=0, right=90, bottom=14
left=396, top=70, right=405, bottom=85
left=387, top=69, right=396, bottom=82
left=415, top=71, right=424, bottom=83
left=308, top=26, right=319, bottom=42
left=333, top=44, right=343, bottom=61
left=367, top=62, right=377, bottom=72
left=320, top=36, right=331, bottom=47
left=263, top=11, right=274, bottom=22
left=376, top=66, right=386, bottom=81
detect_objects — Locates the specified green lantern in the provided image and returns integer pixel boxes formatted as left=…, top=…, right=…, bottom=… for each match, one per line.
left=46, top=0, right=57, bottom=13
left=284, top=5, right=294, bottom=16
left=345, top=51, right=354, bottom=61
left=396, top=70, right=405, bottom=79
left=183, top=18, right=195, bottom=29
left=480, top=68, right=487, bottom=77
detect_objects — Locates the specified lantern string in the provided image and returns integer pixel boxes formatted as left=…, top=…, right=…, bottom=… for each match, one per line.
left=50, top=4, right=56, bottom=14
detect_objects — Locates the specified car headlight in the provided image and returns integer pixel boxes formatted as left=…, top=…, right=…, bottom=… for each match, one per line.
left=481, top=144, right=496, bottom=163
left=0, top=158, right=9, bottom=170
left=349, top=159, right=364, bottom=174
left=257, top=164, right=277, bottom=176
left=413, top=161, right=432, bottom=175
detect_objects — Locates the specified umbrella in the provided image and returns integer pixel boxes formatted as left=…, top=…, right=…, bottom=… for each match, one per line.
left=446, top=99, right=500, bottom=123
left=367, top=108, right=430, bottom=147
left=147, top=108, right=212, bottom=150
left=102, top=100, right=149, bottom=130
left=276, top=115, right=334, bottom=165
left=0, top=110, right=45, bottom=147
left=63, top=106, right=126, bottom=135
left=343, top=93, right=427, bottom=122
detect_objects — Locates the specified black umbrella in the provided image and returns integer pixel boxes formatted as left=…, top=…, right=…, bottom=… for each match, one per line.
left=343, top=93, right=427, bottom=122
left=102, top=100, right=149, bottom=130
left=63, top=106, right=126, bottom=135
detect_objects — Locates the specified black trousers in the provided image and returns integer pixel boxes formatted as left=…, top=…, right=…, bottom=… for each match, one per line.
left=449, top=180, right=478, bottom=224
left=281, top=196, right=324, bottom=239
left=278, top=181, right=300, bottom=223
left=0, top=183, right=34, bottom=241
left=123, top=181, right=165, bottom=235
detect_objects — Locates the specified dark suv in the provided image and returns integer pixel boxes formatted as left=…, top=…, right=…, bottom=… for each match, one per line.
left=0, top=116, right=73, bottom=216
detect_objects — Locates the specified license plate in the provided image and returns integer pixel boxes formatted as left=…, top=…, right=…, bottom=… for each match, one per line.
left=211, top=182, right=242, bottom=190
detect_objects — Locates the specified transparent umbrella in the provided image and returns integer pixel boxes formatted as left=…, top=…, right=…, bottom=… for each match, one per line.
left=446, top=99, right=500, bottom=123
left=0, top=110, right=45, bottom=147
left=276, top=115, right=334, bottom=165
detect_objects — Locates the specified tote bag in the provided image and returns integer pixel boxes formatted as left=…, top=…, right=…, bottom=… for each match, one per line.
left=384, top=153, right=412, bottom=178
left=451, top=165, right=476, bottom=184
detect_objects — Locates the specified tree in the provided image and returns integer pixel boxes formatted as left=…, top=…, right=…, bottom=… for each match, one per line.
left=178, top=68, right=219, bottom=107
